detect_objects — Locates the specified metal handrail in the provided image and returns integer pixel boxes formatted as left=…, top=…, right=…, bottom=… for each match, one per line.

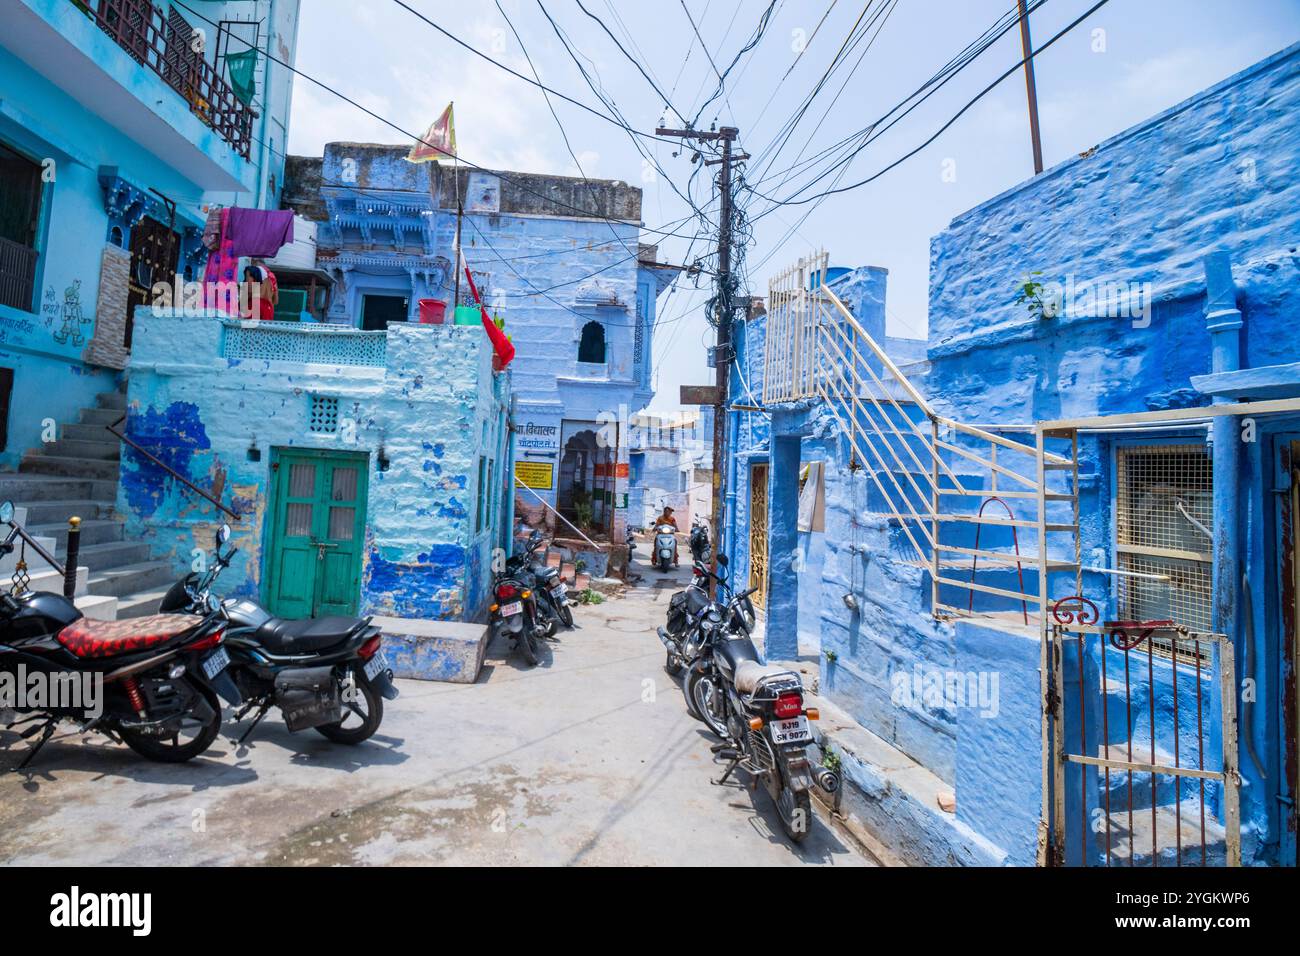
left=107, top=414, right=242, bottom=520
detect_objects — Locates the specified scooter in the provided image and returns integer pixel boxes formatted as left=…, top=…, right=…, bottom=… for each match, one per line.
left=653, top=523, right=678, bottom=573
left=0, top=501, right=237, bottom=767
left=689, top=517, right=711, bottom=564
left=159, top=524, right=398, bottom=745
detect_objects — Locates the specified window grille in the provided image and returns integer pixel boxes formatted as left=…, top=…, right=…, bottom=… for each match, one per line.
left=1114, top=444, right=1214, bottom=658
left=309, top=395, right=339, bottom=434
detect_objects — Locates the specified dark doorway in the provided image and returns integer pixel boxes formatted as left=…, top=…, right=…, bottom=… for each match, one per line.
left=0, top=366, right=13, bottom=453
left=0, top=141, right=42, bottom=313
left=126, top=216, right=180, bottom=349
left=361, top=294, right=407, bottom=330
left=578, top=320, right=606, bottom=363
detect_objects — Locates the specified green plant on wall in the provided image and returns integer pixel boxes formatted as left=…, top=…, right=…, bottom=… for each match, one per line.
left=573, top=490, right=594, bottom=530
left=1015, top=271, right=1058, bottom=320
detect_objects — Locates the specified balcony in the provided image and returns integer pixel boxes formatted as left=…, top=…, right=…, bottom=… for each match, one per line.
left=82, top=0, right=254, bottom=158
left=220, top=319, right=388, bottom=368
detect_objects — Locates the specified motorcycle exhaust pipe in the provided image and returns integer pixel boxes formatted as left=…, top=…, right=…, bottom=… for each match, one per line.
left=812, top=765, right=841, bottom=794
left=655, top=627, right=673, bottom=649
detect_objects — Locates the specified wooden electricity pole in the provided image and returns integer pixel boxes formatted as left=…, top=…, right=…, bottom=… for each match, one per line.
left=656, top=125, right=742, bottom=593
left=1017, top=0, right=1044, bottom=175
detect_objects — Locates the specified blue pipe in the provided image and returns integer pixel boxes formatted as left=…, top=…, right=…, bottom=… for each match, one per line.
left=1204, top=251, right=1242, bottom=637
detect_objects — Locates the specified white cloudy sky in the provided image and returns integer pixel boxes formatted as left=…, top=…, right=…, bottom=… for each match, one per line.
left=286, top=0, right=1300, bottom=411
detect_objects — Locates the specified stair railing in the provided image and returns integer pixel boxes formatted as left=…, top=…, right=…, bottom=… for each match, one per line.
left=107, top=414, right=243, bottom=521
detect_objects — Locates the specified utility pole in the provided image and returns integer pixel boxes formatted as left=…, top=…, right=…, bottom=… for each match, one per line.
left=656, top=124, right=742, bottom=594
left=1017, top=0, right=1044, bottom=175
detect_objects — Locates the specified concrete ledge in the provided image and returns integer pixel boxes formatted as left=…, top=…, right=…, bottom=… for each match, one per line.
left=373, top=616, right=488, bottom=684
left=809, top=692, right=1010, bottom=867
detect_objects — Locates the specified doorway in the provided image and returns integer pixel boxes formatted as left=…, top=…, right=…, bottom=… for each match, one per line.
left=125, top=216, right=180, bottom=349
left=749, top=462, right=770, bottom=610
left=265, top=448, right=369, bottom=618
left=1276, top=438, right=1300, bottom=866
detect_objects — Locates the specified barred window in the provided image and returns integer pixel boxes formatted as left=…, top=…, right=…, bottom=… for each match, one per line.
left=1114, top=444, right=1214, bottom=655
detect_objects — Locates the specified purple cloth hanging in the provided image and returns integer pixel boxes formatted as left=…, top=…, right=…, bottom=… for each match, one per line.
left=226, top=207, right=295, bottom=259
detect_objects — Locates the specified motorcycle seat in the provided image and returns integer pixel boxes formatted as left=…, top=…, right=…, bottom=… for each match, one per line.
left=253, top=616, right=366, bottom=654
left=734, top=660, right=800, bottom=695
left=57, top=613, right=197, bottom=659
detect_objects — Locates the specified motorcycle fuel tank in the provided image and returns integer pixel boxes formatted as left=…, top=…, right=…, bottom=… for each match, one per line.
left=221, top=597, right=274, bottom=632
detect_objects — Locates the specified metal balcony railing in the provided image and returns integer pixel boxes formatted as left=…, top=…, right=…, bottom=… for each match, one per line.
left=0, top=237, right=38, bottom=312
left=80, top=0, right=254, bottom=158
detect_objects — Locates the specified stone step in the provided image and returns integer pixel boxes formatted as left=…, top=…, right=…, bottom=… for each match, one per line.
left=75, top=592, right=118, bottom=621
left=61, top=421, right=118, bottom=443
left=19, top=454, right=119, bottom=481
left=13, top=498, right=113, bottom=524
left=32, top=517, right=124, bottom=550
left=0, top=473, right=112, bottom=503
left=24, top=565, right=91, bottom=597
left=78, top=407, right=124, bottom=427
left=96, top=390, right=127, bottom=411
left=114, top=589, right=168, bottom=619
left=86, top=559, right=176, bottom=598
left=44, top=438, right=120, bottom=461
left=58, top=539, right=151, bottom=571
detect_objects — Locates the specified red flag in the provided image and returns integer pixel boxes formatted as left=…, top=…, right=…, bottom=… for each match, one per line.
left=406, top=103, right=456, bottom=163
left=463, top=264, right=515, bottom=369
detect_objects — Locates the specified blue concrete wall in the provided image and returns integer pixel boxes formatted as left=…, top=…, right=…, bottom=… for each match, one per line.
left=121, top=308, right=509, bottom=621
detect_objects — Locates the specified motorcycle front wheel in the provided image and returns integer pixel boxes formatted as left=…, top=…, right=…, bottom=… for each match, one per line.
left=315, top=673, right=384, bottom=745
left=120, top=683, right=221, bottom=763
left=684, top=667, right=729, bottom=738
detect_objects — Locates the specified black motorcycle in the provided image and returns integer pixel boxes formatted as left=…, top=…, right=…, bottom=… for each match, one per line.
left=508, top=530, right=572, bottom=629
left=490, top=532, right=555, bottom=666
left=160, top=524, right=398, bottom=745
left=656, top=559, right=726, bottom=676
left=689, top=517, right=711, bottom=565
left=0, top=501, right=238, bottom=767
left=679, top=555, right=840, bottom=843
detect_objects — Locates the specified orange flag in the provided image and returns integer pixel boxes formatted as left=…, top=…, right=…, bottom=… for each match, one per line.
left=406, top=103, right=456, bottom=162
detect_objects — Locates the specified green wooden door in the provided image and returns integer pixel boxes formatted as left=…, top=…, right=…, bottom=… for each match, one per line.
left=266, top=449, right=369, bottom=618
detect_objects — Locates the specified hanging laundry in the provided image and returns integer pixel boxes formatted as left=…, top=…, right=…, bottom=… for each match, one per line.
left=463, top=262, right=514, bottom=370
left=226, top=207, right=294, bottom=259
left=203, top=207, right=239, bottom=315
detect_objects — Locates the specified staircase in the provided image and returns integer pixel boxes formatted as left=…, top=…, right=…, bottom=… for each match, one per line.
left=1, top=384, right=175, bottom=618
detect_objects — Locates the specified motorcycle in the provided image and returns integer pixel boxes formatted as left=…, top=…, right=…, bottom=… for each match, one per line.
left=655, top=559, right=724, bottom=676
left=490, top=531, right=555, bottom=667
left=0, top=501, right=237, bottom=767
left=689, top=517, right=711, bottom=565
left=507, top=530, right=572, bottom=630
left=159, top=524, right=398, bottom=745
left=680, top=554, right=840, bottom=843
left=652, top=522, right=678, bottom=573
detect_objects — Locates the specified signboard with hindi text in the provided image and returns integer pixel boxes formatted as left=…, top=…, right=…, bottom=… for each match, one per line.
left=514, top=461, right=554, bottom=490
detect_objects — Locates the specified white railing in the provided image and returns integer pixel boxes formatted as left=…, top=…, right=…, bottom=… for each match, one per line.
left=220, top=319, right=388, bottom=367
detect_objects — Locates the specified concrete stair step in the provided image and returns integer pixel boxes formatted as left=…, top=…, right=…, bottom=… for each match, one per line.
left=61, top=421, right=118, bottom=442
left=96, top=390, right=127, bottom=411
left=0, top=473, right=108, bottom=503
left=32, top=517, right=124, bottom=549
left=86, top=559, right=175, bottom=598
left=75, top=593, right=118, bottom=621
left=23, top=565, right=91, bottom=597
left=12, top=498, right=113, bottom=524
left=43, top=438, right=120, bottom=461
left=58, top=539, right=151, bottom=571
left=19, top=454, right=119, bottom=480
left=114, top=589, right=168, bottom=619
left=78, top=407, right=124, bottom=427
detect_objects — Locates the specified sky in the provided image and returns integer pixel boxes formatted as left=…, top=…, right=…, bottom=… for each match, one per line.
left=286, top=0, right=1300, bottom=413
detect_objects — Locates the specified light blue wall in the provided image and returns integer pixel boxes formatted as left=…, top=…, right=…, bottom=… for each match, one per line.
left=121, top=308, right=509, bottom=621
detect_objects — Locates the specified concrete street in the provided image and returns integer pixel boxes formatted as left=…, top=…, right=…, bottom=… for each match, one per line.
left=0, top=550, right=873, bottom=867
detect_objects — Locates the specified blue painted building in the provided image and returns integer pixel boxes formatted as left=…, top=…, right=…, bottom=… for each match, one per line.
left=281, top=144, right=678, bottom=542
left=732, top=43, right=1300, bottom=866
left=0, top=0, right=301, bottom=468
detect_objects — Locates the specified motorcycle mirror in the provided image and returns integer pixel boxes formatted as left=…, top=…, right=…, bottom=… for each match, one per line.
left=717, top=553, right=728, bottom=567
left=0, top=500, right=13, bottom=525
left=216, top=523, right=231, bottom=546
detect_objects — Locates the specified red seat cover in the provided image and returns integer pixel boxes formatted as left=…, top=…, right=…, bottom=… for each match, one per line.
left=57, top=613, right=198, bottom=659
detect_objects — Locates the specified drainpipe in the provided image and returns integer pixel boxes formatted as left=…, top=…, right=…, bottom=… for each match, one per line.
left=1204, top=251, right=1242, bottom=639
left=255, top=0, right=281, bottom=210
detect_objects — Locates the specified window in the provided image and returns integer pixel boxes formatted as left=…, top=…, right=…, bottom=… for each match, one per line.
left=309, top=395, right=339, bottom=434
left=475, top=456, right=487, bottom=534
left=1115, top=443, right=1214, bottom=652
left=361, top=294, right=408, bottom=331
left=578, top=320, right=606, bottom=363
left=0, top=141, right=42, bottom=313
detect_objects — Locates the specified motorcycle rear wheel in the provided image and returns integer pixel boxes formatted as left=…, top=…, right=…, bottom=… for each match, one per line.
left=558, top=603, right=574, bottom=628
left=775, top=785, right=813, bottom=843
left=120, top=684, right=221, bottom=763
left=315, top=675, right=383, bottom=745
left=517, top=626, right=540, bottom=666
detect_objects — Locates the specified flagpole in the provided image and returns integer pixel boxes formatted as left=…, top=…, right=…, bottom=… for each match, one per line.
left=452, top=102, right=463, bottom=311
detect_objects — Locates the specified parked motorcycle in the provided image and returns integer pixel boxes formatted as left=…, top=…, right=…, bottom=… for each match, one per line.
left=653, top=522, right=678, bottom=573
left=159, top=524, right=398, bottom=745
left=507, top=530, right=572, bottom=629
left=0, top=501, right=237, bottom=767
left=490, top=531, right=555, bottom=667
left=679, top=554, right=840, bottom=843
left=656, top=560, right=721, bottom=676
left=689, top=517, right=711, bottom=565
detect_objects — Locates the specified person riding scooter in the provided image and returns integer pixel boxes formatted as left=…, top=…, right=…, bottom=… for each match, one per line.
left=655, top=505, right=680, bottom=568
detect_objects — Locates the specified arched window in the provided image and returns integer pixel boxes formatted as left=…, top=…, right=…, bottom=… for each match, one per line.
left=578, top=320, right=606, bottom=363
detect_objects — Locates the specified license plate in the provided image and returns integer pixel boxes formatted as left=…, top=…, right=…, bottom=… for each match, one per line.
left=500, top=601, right=522, bottom=617
left=550, top=584, right=565, bottom=596
left=769, top=715, right=811, bottom=745
left=363, top=649, right=390, bottom=681
left=202, top=646, right=230, bottom=680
